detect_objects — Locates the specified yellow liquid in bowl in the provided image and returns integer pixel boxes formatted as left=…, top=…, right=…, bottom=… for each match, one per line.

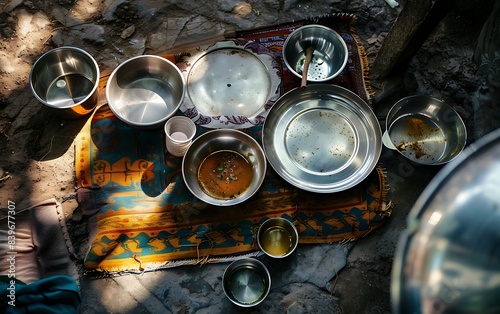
left=260, top=226, right=294, bottom=256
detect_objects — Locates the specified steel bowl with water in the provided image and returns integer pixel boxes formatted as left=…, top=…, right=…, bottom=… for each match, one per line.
left=222, top=258, right=271, bottom=307
left=257, top=217, right=299, bottom=258
left=106, top=55, right=186, bottom=129
left=383, top=95, right=467, bottom=165
left=282, top=24, right=348, bottom=82
left=29, top=46, right=100, bottom=119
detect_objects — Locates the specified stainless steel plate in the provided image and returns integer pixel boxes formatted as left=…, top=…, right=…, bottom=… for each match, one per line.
left=262, top=84, right=382, bottom=193
left=188, top=48, right=270, bottom=117
left=180, top=41, right=281, bottom=129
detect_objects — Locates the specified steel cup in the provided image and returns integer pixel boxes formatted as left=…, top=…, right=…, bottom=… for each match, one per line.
left=257, top=217, right=299, bottom=258
left=282, top=24, right=348, bottom=82
left=222, top=258, right=271, bottom=307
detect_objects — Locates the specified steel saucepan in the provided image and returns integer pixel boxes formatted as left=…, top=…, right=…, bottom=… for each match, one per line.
left=383, top=95, right=467, bottom=165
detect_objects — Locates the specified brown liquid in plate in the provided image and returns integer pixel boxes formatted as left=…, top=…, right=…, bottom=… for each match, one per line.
left=198, top=150, right=254, bottom=200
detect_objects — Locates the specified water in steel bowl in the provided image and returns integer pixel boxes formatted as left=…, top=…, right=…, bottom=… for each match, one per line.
left=46, top=73, right=94, bottom=108
left=259, top=225, right=294, bottom=257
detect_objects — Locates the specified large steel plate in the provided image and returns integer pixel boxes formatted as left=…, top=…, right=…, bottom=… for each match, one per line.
left=180, top=40, right=281, bottom=129
left=262, top=84, right=382, bottom=193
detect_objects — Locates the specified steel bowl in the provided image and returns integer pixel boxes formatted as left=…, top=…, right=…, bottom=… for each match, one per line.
left=29, top=46, right=100, bottom=119
left=257, top=217, right=299, bottom=258
left=106, top=55, right=186, bottom=129
left=392, top=128, right=500, bottom=314
left=222, top=258, right=271, bottom=307
left=282, top=24, right=348, bottom=82
left=182, top=129, right=266, bottom=206
left=383, top=95, right=467, bottom=165
left=262, top=84, right=382, bottom=193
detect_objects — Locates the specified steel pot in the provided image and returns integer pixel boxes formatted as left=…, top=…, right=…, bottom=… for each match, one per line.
left=29, top=46, right=100, bottom=119
left=383, top=95, right=467, bottom=165
left=106, top=55, right=186, bottom=129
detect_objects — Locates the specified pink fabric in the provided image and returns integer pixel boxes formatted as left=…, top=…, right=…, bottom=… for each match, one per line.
left=0, top=207, right=40, bottom=283
left=0, top=199, right=76, bottom=284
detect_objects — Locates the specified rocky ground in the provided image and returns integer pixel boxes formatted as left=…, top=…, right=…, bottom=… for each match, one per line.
left=0, top=0, right=498, bottom=313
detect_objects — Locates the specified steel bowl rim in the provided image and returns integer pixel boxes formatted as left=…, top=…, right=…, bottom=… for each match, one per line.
left=106, top=54, right=186, bottom=128
left=390, top=127, right=500, bottom=314
left=386, top=95, right=466, bottom=128
left=29, top=46, right=100, bottom=109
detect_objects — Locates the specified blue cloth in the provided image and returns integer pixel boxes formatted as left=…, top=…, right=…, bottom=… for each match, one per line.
left=0, top=275, right=80, bottom=313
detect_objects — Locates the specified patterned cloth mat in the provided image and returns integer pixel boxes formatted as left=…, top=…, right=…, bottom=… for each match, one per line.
left=73, top=14, right=391, bottom=273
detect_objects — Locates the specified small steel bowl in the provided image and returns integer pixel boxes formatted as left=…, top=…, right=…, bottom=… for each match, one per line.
left=383, top=95, right=467, bottom=165
left=29, top=46, right=100, bottom=119
left=106, top=55, right=186, bottom=129
left=282, top=24, right=348, bottom=82
left=182, top=129, right=266, bottom=206
left=257, top=217, right=299, bottom=258
left=222, top=258, right=271, bottom=307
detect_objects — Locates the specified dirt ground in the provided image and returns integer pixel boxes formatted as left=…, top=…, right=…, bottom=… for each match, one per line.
left=0, top=0, right=498, bottom=312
